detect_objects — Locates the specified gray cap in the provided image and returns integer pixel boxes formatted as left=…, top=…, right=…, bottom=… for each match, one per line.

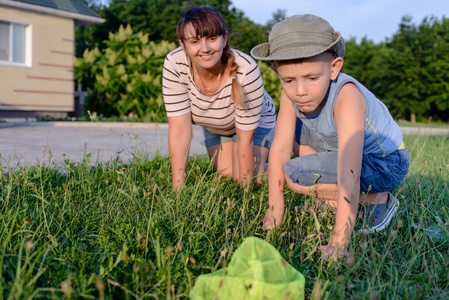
left=251, top=14, right=345, bottom=61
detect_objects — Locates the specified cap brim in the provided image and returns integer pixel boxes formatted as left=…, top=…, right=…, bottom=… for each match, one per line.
left=250, top=43, right=271, bottom=61
left=252, top=45, right=331, bottom=61
left=251, top=33, right=345, bottom=61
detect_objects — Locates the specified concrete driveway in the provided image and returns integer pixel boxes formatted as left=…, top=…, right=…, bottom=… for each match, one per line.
left=1, top=121, right=448, bottom=169
left=0, top=121, right=207, bottom=168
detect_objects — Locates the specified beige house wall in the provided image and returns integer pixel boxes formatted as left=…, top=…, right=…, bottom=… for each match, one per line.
left=0, top=6, right=74, bottom=112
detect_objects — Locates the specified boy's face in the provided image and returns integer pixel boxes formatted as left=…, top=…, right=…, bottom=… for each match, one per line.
left=273, top=53, right=342, bottom=116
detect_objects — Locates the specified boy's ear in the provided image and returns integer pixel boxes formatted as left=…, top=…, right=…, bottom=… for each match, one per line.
left=271, top=64, right=278, bottom=75
left=330, top=57, right=344, bottom=80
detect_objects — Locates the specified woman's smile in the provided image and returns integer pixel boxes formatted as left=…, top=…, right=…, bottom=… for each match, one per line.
left=199, top=52, right=215, bottom=60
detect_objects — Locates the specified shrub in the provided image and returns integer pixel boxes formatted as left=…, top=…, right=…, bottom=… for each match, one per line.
left=257, top=61, right=281, bottom=111
left=74, top=25, right=177, bottom=121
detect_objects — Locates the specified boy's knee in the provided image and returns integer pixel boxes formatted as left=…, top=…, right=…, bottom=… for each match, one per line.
left=284, top=170, right=312, bottom=191
left=283, top=159, right=306, bottom=185
left=283, top=158, right=323, bottom=186
left=284, top=173, right=297, bottom=190
left=283, top=159, right=296, bottom=182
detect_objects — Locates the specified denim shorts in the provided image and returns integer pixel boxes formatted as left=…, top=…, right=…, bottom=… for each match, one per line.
left=285, top=119, right=410, bottom=192
left=283, top=148, right=409, bottom=192
left=202, top=126, right=276, bottom=149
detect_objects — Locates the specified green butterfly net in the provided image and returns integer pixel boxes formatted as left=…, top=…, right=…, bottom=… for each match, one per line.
left=190, top=237, right=305, bottom=300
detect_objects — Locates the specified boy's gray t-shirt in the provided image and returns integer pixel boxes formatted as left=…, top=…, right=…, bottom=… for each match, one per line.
left=293, top=73, right=403, bottom=157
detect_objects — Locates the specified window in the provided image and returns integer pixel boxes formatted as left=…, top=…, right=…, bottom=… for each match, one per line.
left=0, top=20, right=30, bottom=65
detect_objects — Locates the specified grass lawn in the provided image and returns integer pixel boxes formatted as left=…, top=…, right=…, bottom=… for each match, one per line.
left=396, top=120, right=449, bottom=129
left=1, top=134, right=448, bottom=299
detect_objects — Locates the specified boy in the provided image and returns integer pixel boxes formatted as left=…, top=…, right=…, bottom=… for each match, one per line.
left=251, top=14, right=409, bottom=258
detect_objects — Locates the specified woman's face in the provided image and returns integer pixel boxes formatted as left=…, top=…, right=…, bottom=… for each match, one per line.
left=180, top=23, right=227, bottom=71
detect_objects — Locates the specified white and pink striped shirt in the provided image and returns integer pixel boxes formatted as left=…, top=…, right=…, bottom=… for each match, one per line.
left=163, top=47, right=276, bottom=136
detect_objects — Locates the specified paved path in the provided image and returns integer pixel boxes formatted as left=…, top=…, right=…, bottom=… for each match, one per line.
left=0, top=121, right=207, bottom=168
left=1, top=121, right=448, bottom=168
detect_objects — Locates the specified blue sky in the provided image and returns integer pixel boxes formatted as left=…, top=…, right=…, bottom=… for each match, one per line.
left=231, top=0, right=448, bottom=43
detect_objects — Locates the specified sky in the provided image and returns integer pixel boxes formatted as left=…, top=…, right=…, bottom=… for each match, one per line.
left=230, top=0, right=448, bottom=43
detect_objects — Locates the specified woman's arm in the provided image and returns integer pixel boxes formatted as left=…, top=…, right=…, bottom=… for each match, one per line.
left=162, top=52, right=193, bottom=191
left=326, top=82, right=366, bottom=256
left=168, top=114, right=193, bottom=191
left=235, top=128, right=256, bottom=185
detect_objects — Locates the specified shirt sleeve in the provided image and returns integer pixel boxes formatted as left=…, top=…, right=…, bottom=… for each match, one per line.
left=234, top=52, right=264, bottom=131
left=162, top=51, right=191, bottom=117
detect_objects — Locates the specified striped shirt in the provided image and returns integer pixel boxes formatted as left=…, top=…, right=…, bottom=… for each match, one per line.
left=163, top=47, right=276, bottom=136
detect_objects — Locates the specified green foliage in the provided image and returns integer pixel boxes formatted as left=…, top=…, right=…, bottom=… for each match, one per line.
left=75, top=1, right=449, bottom=122
left=265, top=8, right=287, bottom=30
left=225, top=9, right=269, bottom=55
left=76, top=0, right=268, bottom=58
left=1, top=135, right=448, bottom=298
left=257, top=61, right=281, bottom=110
left=342, top=16, right=449, bottom=123
left=74, top=25, right=177, bottom=120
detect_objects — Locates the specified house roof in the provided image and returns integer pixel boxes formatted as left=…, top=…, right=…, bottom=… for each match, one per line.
left=0, top=0, right=104, bottom=25
left=16, top=0, right=100, bottom=18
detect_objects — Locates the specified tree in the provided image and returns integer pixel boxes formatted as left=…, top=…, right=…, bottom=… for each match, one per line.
left=226, top=9, right=268, bottom=55
left=380, top=15, right=449, bottom=122
left=75, top=0, right=107, bottom=57
left=421, top=16, right=449, bottom=122
left=266, top=9, right=286, bottom=30
left=342, top=36, right=383, bottom=88
left=74, top=2, right=449, bottom=122
left=75, top=0, right=269, bottom=57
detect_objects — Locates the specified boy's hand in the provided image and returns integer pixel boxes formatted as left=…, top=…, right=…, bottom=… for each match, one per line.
left=318, top=244, right=350, bottom=261
left=262, top=204, right=284, bottom=230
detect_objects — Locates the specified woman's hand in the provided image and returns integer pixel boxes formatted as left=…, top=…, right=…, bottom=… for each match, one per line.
left=235, top=128, right=255, bottom=186
left=168, top=114, right=193, bottom=191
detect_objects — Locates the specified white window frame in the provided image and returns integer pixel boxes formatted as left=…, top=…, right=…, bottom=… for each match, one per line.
left=0, top=19, right=32, bottom=67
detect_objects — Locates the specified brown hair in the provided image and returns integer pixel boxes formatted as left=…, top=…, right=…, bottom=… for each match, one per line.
left=176, top=6, right=245, bottom=108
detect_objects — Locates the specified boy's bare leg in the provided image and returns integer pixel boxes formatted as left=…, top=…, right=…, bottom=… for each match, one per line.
left=361, top=192, right=388, bottom=205
left=293, top=141, right=318, bottom=157
left=286, top=179, right=388, bottom=207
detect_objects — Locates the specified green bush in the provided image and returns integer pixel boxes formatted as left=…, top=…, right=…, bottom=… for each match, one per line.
left=74, top=24, right=282, bottom=121
left=258, top=61, right=282, bottom=111
left=74, top=25, right=177, bottom=121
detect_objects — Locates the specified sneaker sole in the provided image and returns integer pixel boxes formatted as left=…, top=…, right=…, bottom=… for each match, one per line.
left=359, top=193, right=399, bottom=234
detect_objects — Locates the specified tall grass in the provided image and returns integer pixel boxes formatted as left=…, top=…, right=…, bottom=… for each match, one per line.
left=0, top=135, right=448, bottom=299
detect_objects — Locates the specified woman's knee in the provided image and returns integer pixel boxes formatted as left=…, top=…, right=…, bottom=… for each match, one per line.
left=207, top=142, right=234, bottom=174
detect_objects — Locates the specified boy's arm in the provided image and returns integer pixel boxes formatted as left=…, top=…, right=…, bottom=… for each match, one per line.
left=168, top=114, right=193, bottom=191
left=264, top=91, right=296, bottom=229
left=326, top=82, right=366, bottom=255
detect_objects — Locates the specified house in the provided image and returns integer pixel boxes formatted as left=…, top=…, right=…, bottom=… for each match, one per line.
left=0, top=0, right=103, bottom=119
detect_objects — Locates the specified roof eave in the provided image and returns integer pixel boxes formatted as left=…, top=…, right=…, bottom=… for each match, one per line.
left=0, top=0, right=104, bottom=25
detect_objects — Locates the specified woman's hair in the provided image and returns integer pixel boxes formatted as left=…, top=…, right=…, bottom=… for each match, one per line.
left=176, top=6, right=245, bottom=108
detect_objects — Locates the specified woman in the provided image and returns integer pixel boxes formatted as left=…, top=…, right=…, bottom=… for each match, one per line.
left=162, top=6, right=276, bottom=190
